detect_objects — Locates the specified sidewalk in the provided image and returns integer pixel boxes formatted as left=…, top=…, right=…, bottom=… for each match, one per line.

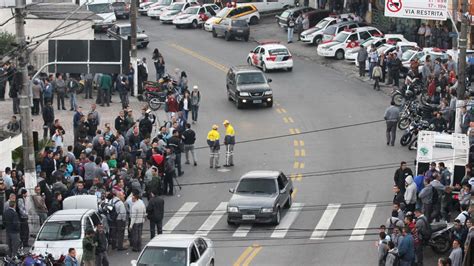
left=249, top=17, right=397, bottom=97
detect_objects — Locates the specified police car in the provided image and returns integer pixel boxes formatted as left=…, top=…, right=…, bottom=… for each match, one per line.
left=316, top=26, right=383, bottom=60
left=247, top=42, right=293, bottom=72
left=173, top=4, right=220, bottom=28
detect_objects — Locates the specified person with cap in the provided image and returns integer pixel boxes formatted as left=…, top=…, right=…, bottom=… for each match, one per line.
left=190, top=85, right=201, bottom=124
left=223, top=120, right=235, bottom=167
left=207, top=124, right=221, bottom=168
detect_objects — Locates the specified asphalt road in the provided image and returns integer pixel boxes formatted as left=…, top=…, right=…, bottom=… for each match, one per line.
left=96, top=15, right=425, bottom=266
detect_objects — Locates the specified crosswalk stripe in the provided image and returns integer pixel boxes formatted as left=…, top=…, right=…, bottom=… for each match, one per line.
left=233, top=224, right=252, bottom=237
left=310, top=203, right=341, bottom=240
left=195, top=202, right=227, bottom=236
left=349, top=204, right=377, bottom=241
left=163, top=202, right=198, bottom=234
left=271, top=203, right=304, bottom=238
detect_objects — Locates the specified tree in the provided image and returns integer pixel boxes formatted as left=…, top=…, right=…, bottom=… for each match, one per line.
left=0, top=31, right=16, bottom=57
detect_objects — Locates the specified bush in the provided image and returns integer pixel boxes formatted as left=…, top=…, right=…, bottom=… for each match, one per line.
left=0, top=31, right=16, bottom=57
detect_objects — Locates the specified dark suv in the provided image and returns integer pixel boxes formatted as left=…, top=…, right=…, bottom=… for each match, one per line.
left=111, top=2, right=129, bottom=19
left=212, top=19, right=249, bottom=42
left=226, top=66, right=273, bottom=109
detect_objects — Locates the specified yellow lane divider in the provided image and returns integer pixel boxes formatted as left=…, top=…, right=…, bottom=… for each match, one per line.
left=234, top=244, right=262, bottom=266
left=292, top=188, right=298, bottom=199
left=168, top=42, right=229, bottom=73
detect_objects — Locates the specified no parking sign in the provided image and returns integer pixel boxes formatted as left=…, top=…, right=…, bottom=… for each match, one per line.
left=384, top=0, right=448, bottom=21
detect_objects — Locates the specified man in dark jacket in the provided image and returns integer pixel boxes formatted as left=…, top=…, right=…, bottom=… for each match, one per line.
left=182, top=123, right=197, bottom=166
left=394, top=161, right=413, bottom=194
left=357, top=47, right=368, bottom=77
left=42, top=101, right=55, bottom=140
left=146, top=190, right=164, bottom=238
left=4, top=200, right=20, bottom=257
left=95, top=223, right=109, bottom=266
left=168, top=130, right=183, bottom=176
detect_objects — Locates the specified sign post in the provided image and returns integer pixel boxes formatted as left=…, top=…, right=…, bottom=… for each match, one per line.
left=384, top=0, right=448, bottom=21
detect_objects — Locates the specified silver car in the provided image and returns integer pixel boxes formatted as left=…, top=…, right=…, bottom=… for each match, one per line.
left=227, top=170, right=293, bottom=225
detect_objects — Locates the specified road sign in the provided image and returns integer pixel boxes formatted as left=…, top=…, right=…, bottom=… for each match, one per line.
left=384, top=0, right=448, bottom=21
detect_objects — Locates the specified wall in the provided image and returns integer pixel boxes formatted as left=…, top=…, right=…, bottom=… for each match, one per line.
left=0, top=134, right=22, bottom=171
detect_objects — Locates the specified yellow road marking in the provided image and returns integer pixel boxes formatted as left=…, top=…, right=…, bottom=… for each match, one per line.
left=283, top=117, right=289, bottom=123
left=295, top=128, right=301, bottom=134
left=299, top=140, right=304, bottom=146
left=293, top=140, right=299, bottom=147
left=242, top=245, right=263, bottom=266
left=300, top=149, right=306, bottom=157
left=297, top=173, right=303, bottom=181
left=289, top=128, right=295, bottom=134
left=168, top=43, right=228, bottom=73
left=233, top=246, right=255, bottom=266
left=294, top=149, right=300, bottom=157
left=276, top=108, right=282, bottom=114
left=293, top=162, right=300, bottom=169
left=280, top=108, right=287, bottom=113
left=290, top=174, right=296, bottom=181
left=299, top=162, right=305, bottom=169
left=288, top=117, right=294, bottom=123
left=292, top=188, right=298, bottom=199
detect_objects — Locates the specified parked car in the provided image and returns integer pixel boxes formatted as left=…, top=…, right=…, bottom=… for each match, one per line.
left=139, top=0, right=160, bottom=15
left=31, top=196, right=102, bottom=264
left=227, top=170, right=293, bottom=225
left=345, top=35, right=414, bottom=62
left=110, top=1, right=129, bottom=19
left=246, top=42, right=293, bottom=72
left=236, top=0, right=295, bottom=13
left=226, top=66, right=273, bottom=108
left=131, top=235, right=215, bottom=266
left=317, top=26, right=383, bottom=60
left=204, top=4, right=260, bottom=31
left=300, top=16, right=338, bottom=45
left=275, top=6, right=314, bottom=28
left=160, top=1, right=199, bottom=23
left=173, top=4, right=220, bottom=28
left=107, top=23, right=149, bottom=48
left=146, top=0, right=173, bottom=19
left=321, top=21, right=367, bottom=43
left=212, top=18, right=249, bottom=41
left=87, top=2, right=117, bottom=32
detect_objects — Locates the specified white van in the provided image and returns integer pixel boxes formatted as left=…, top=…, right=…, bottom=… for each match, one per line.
left=87, top=1, right=117, bottom=32
left=236, top=0, right=294, bottom=12
left=31, top=195, right=102, bottom=263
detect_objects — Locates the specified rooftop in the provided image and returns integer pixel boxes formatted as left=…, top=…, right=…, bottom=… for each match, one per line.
left=26, top=2, right=101, bottom=20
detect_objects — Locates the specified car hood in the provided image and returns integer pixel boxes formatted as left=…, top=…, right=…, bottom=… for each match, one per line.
left=205, top=16, right=220, bottom=24
left=95, top=13, right=115, bottom=23
left=149, top=5, right=166, bottom=11
left=162, top=10, right=180, bottom=16
left=137, top=33, right=148, bottom=39
left=237, top=83, right=271, bottom=91
left=319, top=41, right=341, bottom=48
left=175, top=14, right=193, bottom=20
left=302, top=27, right=322, bottom=36
left=229, top=193, right=277, bottom=208
left=140, top=2, right=153, bottom=8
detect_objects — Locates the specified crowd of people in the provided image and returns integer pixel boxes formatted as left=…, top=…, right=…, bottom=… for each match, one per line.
left=0, top=47, right=239, bottom=264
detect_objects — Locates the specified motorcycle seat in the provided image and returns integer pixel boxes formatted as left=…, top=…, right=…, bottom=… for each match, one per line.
left=430, top=222, right=447, bottom=232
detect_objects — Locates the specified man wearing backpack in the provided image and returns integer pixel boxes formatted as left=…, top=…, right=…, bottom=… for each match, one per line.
left=414, top=209, right=431, bottom=266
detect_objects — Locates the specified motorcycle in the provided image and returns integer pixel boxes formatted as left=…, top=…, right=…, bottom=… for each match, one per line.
left=397, top=100, right=420, bottom=130
left=407, top=122, right=434, bottom=151
left=391, top=78, right=428, bottom=106
left=400, top=120, right=429, bottom=146
left=428, top=222, right=454, bottom=254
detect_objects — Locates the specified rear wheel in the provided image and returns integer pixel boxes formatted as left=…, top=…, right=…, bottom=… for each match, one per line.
left=175, top=24, right=181, bottom=29
left=392, top=93, right=403, bottom=106
left=191, top=20, right=198, bottom=29
left=262, top=63, right=268, bottom=72
left=287, top=67, right=293, bottom=72
left=285, top=193, right=292, bottom=208
left=247, top=57, right=252, bottom=66
left=272, top=208, right=281, bottom=225
left=148, top=97, right=162, bottom=111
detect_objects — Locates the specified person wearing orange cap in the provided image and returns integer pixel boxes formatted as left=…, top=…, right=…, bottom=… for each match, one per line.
left=207, top=125, right=220, bottom=168
left=223, top=120, right=235, bottom=167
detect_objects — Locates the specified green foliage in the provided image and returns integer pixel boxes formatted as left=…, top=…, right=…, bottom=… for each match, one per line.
left=0, top=31, right=16, bottom=57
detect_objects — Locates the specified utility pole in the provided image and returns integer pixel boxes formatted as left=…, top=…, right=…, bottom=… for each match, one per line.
left=15, top=0, right=38, bottom=230
left=453, top=0, right=459, bottom=50
left=130, top=0, right=138, bottom=97
left=458, top=0, right=469, bottom=99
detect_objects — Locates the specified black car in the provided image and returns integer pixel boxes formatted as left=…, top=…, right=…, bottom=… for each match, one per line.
left=275, top=6, right=314, bottom=28
left=226, top=66, right=273, bottom=109
left=111, top=2, right=130, bottom=19
left=212, top=19, right=249, bottom=42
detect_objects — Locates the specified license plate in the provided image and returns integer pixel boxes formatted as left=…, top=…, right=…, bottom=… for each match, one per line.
left=237, top=30, right=243, bottom=33
left=253, top=100, right=262, bottom=104
left=242, top=215, right=255, bottom=220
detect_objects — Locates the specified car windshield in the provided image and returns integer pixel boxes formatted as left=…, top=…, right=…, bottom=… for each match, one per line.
left=216, top=7, right=229, bottom=17
left=280, top=10, right=291, bottom=18
left=236, top=178, right=277, bottom=194
left=37, top=221, right=82, bottom=241
left=88, top=3, right=112, bottom=14
left=401, top=50, right=417, bottom=61
left=314, top=19, right=330, bottom=30
left=236, top=73, right=266, bottom=85
left=118, top=26, right=142, bottom=35
left=323, top=25, right=337, bottom=35
left=137, top=247, right=187, bottom=266
left=185, top=7, right=199, bottom=14
left=333, top=32, right=350, bottom=43
left=232, top=20, right=247, bottom=26
left=157, top=0, right=172, bottom=5
left=269, top=48, right=289, bottom=56
left=170, top=3, right=184, bottom=10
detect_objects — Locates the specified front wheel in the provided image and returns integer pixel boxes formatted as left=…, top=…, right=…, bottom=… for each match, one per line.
left=335, top=49, right=344, bottom=60
left=391, top=93, right=403, bottom=107
left=285, top=193, right=292, bottom=208
left=287, top=67, right=293, bottom=72
left=400, top=133, right=412, bottom=146
left=272, top=208, right=281, bottom=225
left=262, top=63, right=267, bottom=72
left=398, top=118, right=411, bottom=130
left=313, top=37, right=322, bottom=46
left=408, top=137, right=418, bottom=151
left=148, top=97, right=162, bottom=111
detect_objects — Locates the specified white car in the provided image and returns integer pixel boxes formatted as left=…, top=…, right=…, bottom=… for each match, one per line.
left=147, top=0, right=172, bottom=19
left=160, top=1, right=198, bottom=23
left=344, top=36, right=383, bottom=61
left=300, top=17, right=338, bottom=45
left=317, top=26, right=383, bottom=60
left=131, top=234, right=215, bottom=266
left=139, top=1, right=157, bottom=15
left=173, top=4, right=220, bottom=28
left=247, top=43, right=293, bottom=72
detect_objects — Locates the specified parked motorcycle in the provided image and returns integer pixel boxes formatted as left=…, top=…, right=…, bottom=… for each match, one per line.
left=397, top=100, right=420, bottom=130
left=428, top=222, right=454, bottom=254
left=391, top=78, right=428, bottom=106
left=400, top=120, right=429, bottom=146
left=407, top=122, right=434, bottom=151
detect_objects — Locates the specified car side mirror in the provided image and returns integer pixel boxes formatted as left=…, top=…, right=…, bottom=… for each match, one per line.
left=268, top=78, right=272, bottom=83
left=280, top=188, right=286, bottom=194
left=131, top=260, right=137, bottom=266
left=229, top=188, right=234, bottom=193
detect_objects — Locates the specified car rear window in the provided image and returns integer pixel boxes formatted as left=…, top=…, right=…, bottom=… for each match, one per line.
left=37, top=221, right=81, bottom=241
left=232, top=20, right=248, bottom=26
left=237, top=178, right=277, bottom=194
left=280, top=10, right=291, bottom=18
left=269, top=48, right=289, bottom=56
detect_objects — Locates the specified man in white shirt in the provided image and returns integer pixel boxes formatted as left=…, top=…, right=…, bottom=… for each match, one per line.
left=129, top=191, right=146, bottom=252
left=2, top=167, right=13, bottom=190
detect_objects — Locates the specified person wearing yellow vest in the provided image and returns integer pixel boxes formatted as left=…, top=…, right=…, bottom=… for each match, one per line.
left=207, top=124, right=220, bottom=168
left=223, top=120, right=235, bottom=167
